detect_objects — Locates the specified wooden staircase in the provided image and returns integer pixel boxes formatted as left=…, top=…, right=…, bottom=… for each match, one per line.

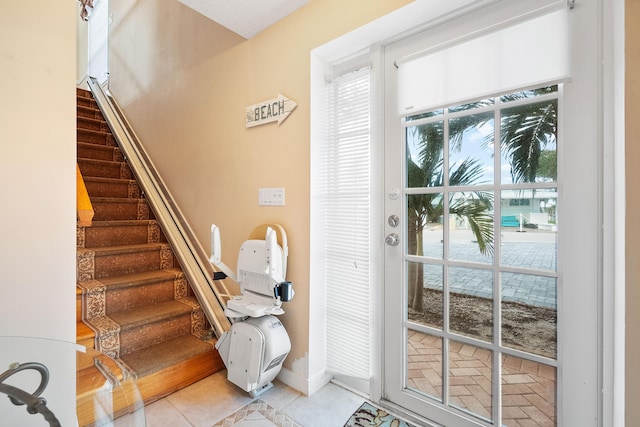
left=75, top=88, right=224, bottom=425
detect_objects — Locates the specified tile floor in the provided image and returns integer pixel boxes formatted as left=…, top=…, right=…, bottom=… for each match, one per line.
left=143, top=337, right=557, bottom=427
left=144, top=371, right=366, bottom=427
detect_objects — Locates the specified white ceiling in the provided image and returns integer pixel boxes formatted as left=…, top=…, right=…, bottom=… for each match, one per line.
left=178, top=0, right=310, bottom=39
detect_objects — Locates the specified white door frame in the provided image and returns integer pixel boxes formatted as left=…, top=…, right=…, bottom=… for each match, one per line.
left=309, top=1, right=621, bottom=424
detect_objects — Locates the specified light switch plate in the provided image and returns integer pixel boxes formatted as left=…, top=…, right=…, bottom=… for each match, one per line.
left=258, top=187, right=285, bottom=206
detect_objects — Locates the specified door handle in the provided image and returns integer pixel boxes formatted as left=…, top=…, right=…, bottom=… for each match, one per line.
left=385, top=233, right=399, bottom=246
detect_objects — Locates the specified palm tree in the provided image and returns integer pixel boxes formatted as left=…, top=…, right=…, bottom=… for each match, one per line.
left=407, top=88, right=557, bottom=312
left=406, top=118, right=494, bottom=311
left=407, top=155, right=494, bottom=310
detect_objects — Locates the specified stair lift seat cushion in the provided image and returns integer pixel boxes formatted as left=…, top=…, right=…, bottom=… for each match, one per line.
left=226, top=294, right=285, bottom=317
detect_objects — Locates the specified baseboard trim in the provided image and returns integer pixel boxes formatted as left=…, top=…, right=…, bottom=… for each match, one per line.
left=276, top=367, right=332, bottom=396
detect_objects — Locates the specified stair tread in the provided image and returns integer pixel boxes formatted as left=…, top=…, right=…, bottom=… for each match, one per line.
left=78, top=242, right=167, bottom=256
left=91, top=268, right=182, bottom=289
left=77, top=88, right=92, bottom=98
left=78, top=219, right=157, bottom=228
left=77, top=157, right=124, bottom=167
left=77, top=97, right=98, bottom=109
left=119, top=334, right=214, bottom=378
left=109, top=299, right=196, bottom=330
left=77, top=127, right=111, bottom=136
left=91, top=196, right=144, bottom=203
left=83, top=175, right=136, bottom=184
left=77, top=141, right=116, bottom=150
left=77, top=106, right=103, bottom=120
left=77, top=103, right=99, bottom=112
left=77, top=159, right=128, bottom=181
left=78, top=116, right=106, bottom=124
left=76, top=127, right=111, bottom=141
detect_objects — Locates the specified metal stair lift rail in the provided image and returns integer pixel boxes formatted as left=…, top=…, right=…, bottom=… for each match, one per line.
left=86, top=78, right=231, bottom=338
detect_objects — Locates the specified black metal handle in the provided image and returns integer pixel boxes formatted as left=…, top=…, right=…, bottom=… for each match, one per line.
left=0, top=362, right=61, bottom=427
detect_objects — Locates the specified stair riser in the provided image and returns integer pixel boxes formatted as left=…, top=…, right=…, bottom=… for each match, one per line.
left=76, top=372, right=138, bottom=427
left=76, top=351, right=96, bottom=371
left=77, top=117, right=109, bottom=132
left=78, top=159, right=131, bottom=180
left=76, top=321, right=96, bottom=366
left=78, top=143, right=121, bottom=162
left=119, top=313, right=193, bottom=356
left=77, top=106, right=102, bottom=120
left=92, top=199, right=148, bottom=221
left=79, top=223, right=157, bottom=248
left=85, top=180, right=139, bottom=199
left=77, top=128, right=116, bottom=146
left=89, top=249, right=169, bottom=280
left=77, top=96, right=97, bottom=109
left=77, top=336, right=94, bottom=350
left=106, top=280, right=176, bottom=315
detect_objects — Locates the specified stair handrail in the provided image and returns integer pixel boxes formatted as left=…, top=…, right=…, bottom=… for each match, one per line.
left=86, top=78, right=231, bottom=338
left=76, top=163, right=94, bottom=227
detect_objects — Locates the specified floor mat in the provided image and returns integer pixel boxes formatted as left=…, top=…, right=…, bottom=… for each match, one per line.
left=343, top=402, right=415, bottom=427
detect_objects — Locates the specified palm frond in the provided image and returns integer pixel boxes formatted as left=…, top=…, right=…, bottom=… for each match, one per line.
left=501, top=101, right=557, bottom=183
left=449, top=191, right=495, bottom=255
left=449, top=112, right=493, bottom=153
left=449, top=158, right=488, bottom=187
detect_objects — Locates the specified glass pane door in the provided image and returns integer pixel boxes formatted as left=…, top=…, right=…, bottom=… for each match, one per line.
left=385, top=87, right=560, bottom=426
left=382, top=3, right=603, bottom=425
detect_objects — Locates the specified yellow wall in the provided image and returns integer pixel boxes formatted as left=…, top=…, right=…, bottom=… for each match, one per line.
left=108, top=0, right=411, bottom=375
left=627, top=0, right=640, bottom=423
left=0, top=3, right=76, bottom=344
left=0, top=2, right=77, bottom=424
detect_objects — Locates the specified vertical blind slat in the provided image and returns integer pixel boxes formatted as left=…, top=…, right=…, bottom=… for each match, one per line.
left=323, top=66, right=372, bottom=379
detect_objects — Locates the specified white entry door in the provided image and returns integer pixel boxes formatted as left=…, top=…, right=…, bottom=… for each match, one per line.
left=382, top=2, right=602, bottom=426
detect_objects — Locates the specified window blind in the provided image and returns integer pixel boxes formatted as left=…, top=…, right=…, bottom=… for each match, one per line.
left=397, top=8, right=570, bottom=114
left=322, top=66, right=372, bottom=381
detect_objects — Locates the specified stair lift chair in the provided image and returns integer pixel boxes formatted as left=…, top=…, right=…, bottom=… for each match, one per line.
left=209, top=224, right=294, bottom=397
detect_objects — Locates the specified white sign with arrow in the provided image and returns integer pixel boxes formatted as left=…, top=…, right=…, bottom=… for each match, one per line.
left=245, top=94, right=297, bottom=128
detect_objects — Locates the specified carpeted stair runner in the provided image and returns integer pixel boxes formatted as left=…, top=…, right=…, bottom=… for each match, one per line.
left=75, top=87, right=223, bottom=425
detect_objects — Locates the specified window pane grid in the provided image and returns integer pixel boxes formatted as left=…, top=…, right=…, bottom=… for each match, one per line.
left=404, top=86, right=558, bottom=425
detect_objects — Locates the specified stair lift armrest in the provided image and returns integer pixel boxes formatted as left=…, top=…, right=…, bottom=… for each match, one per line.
left=265, top=226, right=285, bottom=284
left=209, top=224, right=237, bottom=282
left=213, top=271, right=227, bottom=280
